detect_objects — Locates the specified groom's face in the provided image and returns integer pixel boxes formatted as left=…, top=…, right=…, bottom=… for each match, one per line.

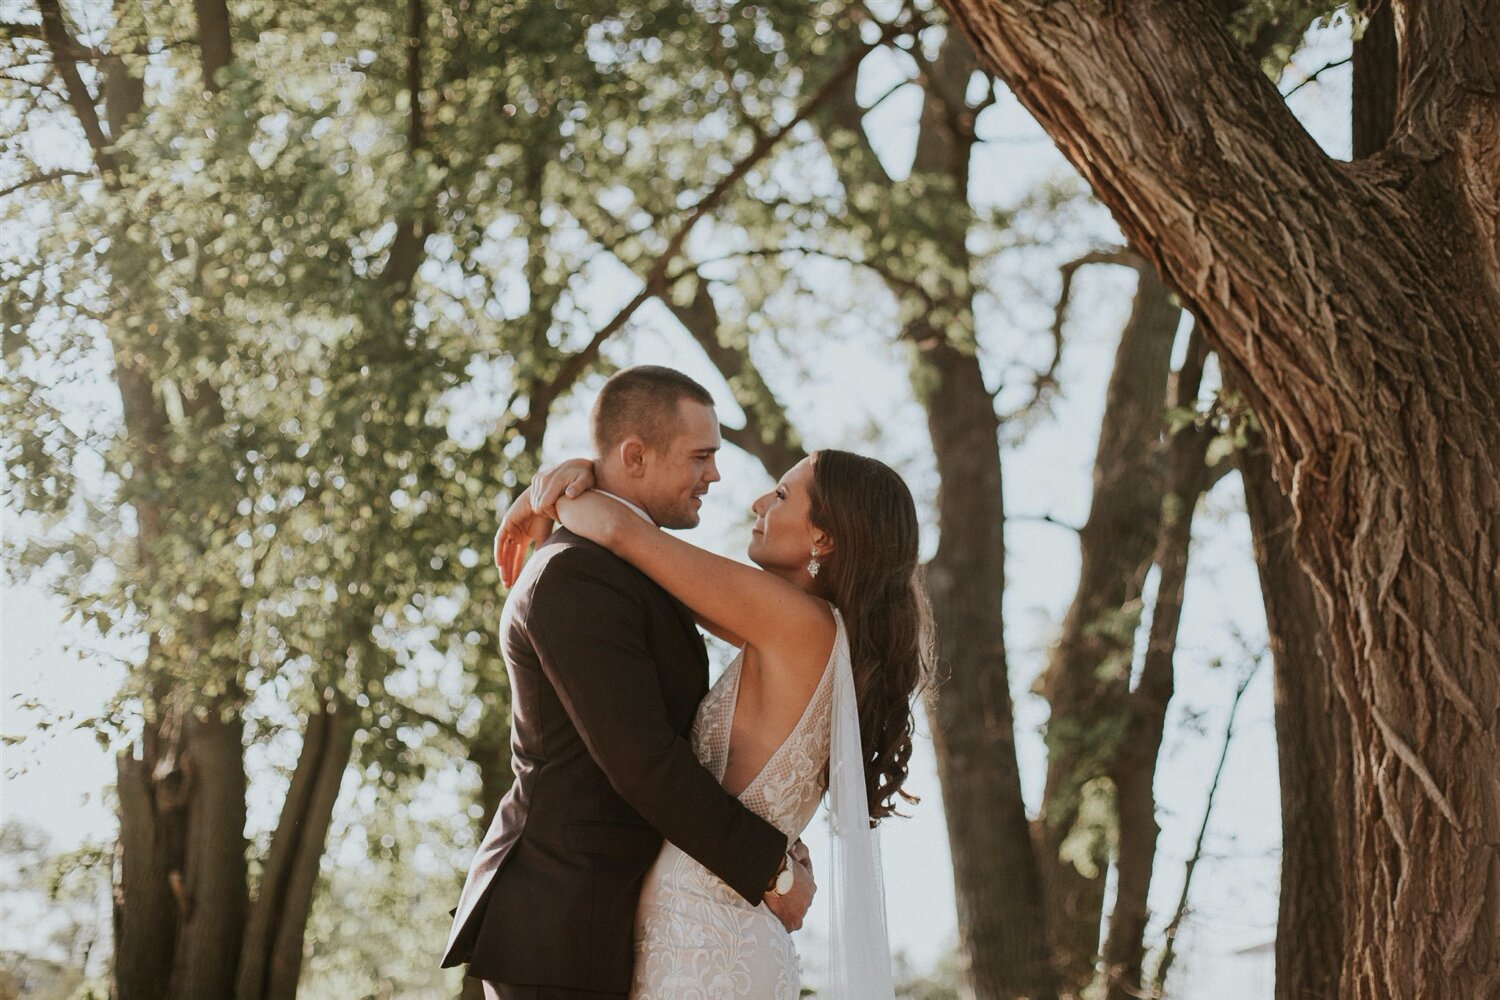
left=639, top=399, right=721, bottom=529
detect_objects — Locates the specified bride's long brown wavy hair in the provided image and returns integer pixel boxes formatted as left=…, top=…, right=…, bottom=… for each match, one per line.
left=807, top=449, right=935, bottom=822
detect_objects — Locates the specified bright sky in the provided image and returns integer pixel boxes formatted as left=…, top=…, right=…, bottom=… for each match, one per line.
left=0, top=13, right=1356, bottom=998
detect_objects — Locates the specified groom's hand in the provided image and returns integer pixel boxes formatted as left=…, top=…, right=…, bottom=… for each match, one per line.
left=763, top=856, right=816, bottom=932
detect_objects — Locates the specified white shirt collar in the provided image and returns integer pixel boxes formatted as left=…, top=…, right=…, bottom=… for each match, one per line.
left=593, top=489, right=656, bottom=526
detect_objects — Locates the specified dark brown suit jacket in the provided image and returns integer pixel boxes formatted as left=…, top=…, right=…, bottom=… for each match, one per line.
left=441, top=529, right=787, bottom=992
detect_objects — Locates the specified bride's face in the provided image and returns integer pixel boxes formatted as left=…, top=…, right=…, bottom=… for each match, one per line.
left=747, top=457, right=825, bottom=579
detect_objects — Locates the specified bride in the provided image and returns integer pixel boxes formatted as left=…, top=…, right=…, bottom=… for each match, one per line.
left=499, top=449, right=933, bottom=1000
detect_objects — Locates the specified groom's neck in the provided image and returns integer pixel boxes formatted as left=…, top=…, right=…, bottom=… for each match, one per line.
left=591, top=464, right=649, bottom=513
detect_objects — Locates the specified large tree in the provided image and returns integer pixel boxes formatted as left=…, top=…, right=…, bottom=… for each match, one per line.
left=3, top=3, right=897, bottom=995
left=940, top=1, right=1500, bottom=996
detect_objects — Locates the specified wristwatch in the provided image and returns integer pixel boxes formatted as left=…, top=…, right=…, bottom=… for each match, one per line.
left=769, top=852, right=796, bottom=896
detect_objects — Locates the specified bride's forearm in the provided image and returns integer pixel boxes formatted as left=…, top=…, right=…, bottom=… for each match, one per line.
left=557, top=492, right=828, bottom=657
left=555, top=491, right=638, bottom=551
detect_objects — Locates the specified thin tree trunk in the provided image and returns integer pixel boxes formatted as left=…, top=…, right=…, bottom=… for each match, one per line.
left=263, top=700, right=355, bottom=1000
left=1150, top=659, right=1264, bottom=997
left=1351, top=0, right=1397, bottom=160
left=1101, top=327, right=1214, bottom=1000
left=236, top=695, right=356, bottom=1000
left=940, top=2, right=1500, bottom=994
left=1036, top=262, right=1181, bottom=995
left=36, top=8, right=201, bottom=994
left=914, top=27, right=1058, bottom=998
left=812, top=24, right=1057, bottom=995
left=922, top=334, right=1055, bottom=1000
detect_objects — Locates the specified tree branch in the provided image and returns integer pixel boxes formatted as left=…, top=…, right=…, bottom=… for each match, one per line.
left=3, top=18, right=103, bottom=60
left=192, top=0, right=232, bottom=93
left=661, top=275, right=807, bottom=477
left=380, top=0, right=427, bottom=298
left=939, top=0, right=1355, bottom=381
left=0, top=168, right=91, bottom=199
left=1003, top=245, right=1139, bottom=423
left=1280, top=55, right=1352, bottom=99
left=532, top=20, right=899, bottom=416
left=35, top=0, right=113, bottom=172
left=1148, top=651, right=1265, bottom=997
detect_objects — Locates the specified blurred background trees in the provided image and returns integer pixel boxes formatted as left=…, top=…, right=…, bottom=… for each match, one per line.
left=5, top=2, right=1470, bottom=999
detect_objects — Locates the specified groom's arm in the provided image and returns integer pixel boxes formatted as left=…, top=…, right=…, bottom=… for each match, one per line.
left=525, top=545, right=787, bottom=905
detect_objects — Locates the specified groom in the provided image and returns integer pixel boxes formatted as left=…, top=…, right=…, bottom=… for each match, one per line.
left=442, top=366, right=814, bottom=999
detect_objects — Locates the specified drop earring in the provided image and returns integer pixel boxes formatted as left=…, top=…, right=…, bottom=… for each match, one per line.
left=807, top=549, right=821, bottom=578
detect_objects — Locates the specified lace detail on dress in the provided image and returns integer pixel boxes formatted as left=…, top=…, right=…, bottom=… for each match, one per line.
left=631, top=610, right=845, bottom=1000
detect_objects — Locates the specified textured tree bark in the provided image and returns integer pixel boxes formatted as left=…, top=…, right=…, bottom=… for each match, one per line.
left=1035, top=261, right=1180, bottom=995
left=1235, top=410, right=1351, bottom=1000
left=1209, top=8, right=1400, bottom=996
left=939, top=2, right=1500, bottom=995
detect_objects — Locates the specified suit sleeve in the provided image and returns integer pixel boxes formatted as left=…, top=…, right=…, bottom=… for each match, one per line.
left=525, top=546, right=787, bottom=904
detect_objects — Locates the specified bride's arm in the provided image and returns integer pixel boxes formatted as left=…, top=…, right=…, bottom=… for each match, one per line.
left=556, top=492, right=833, bottom=658
left=695, top=614, right=746, bottom=649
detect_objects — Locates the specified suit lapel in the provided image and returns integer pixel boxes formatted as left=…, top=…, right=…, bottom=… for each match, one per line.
left=664, top=592, right=708, bottom=671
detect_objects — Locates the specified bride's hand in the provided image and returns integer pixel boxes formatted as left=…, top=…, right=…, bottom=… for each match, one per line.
left=494, top=491, right=553, bottom=588
left=528, top=458, right=595, bottom=520
left=494, top=459, right=597, bottom=587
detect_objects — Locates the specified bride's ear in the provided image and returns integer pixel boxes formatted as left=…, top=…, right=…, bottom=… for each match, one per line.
left=811, top=528, right=834, bottom=556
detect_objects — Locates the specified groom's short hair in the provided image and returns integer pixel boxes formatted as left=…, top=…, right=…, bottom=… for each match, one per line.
left=591, top=366, right=715, bottom=456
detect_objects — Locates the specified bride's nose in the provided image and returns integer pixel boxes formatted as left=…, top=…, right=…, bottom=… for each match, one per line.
left=750, top=493, right=768, bottom=516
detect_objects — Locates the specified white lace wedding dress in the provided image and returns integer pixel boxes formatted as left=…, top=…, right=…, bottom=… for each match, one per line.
left=629, top=612, right=844, bottom=1000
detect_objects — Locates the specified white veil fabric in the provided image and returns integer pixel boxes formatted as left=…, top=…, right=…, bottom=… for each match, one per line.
left=824, top=609, right=896, bottom=1000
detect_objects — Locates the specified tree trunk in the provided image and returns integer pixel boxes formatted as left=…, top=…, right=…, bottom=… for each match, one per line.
left=1351, top=0, right=1397, bottom=159
left=812, top=24, right=1057, bottom=995
left=263, top=703, right=353, bottom=1000
left=1036, top=261, right=1180, bottom=995
left=1235, top=411, right=1351, bottom=1000
left=169, top=708, right=250, bottom=998
left=237, top=695, right=357, bottom=1000
left=939, top=2, right=1500, bottom=995
left=1101, top=327, right=1214, bottom=1000
left=113, top=718, right=185, bottom=1000
left=922, top=335, right=1056, bottom=1000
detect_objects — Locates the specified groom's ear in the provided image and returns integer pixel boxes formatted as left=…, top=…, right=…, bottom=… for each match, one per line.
left=619, top=436, right=648, bottom=477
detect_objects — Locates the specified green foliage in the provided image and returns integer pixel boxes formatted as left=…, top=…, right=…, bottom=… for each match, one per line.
left=1057, top=776, right=1119, bottom=879
left=1221, top=0, right=1349, bottom=79
left=0, top=821, right=111, bottom=1000
left=2, top=2, right=952, bottom=984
